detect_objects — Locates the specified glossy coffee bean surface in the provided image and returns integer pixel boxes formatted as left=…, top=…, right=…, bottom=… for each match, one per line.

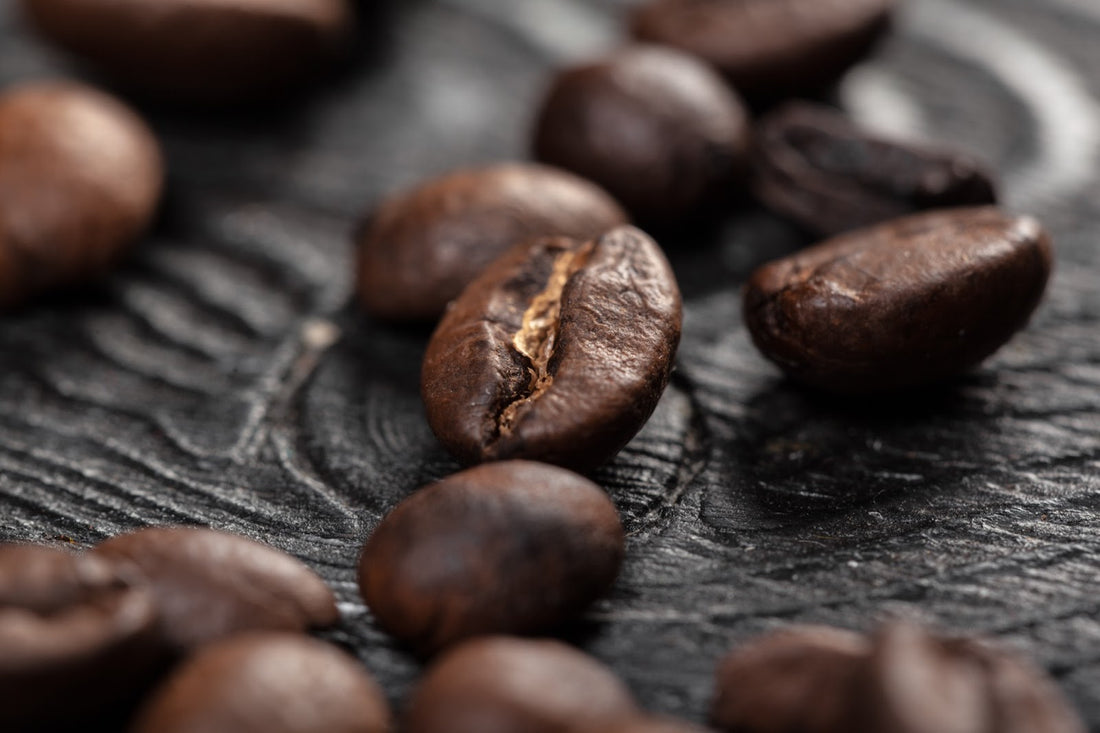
left=0, top=81, right=162, bottom=308
left=534, top=46, right=750, bottom=223
left=130, top=633, right=391, bottom=733
left=422, top=226, right=682, bottom=472
left=357, top=163, right=627, bottom=322
left=21, top=0, right=352, bottom=104
left=359, top=461, right=624, bottom=654
left=630, top=0, right=895, bottom=98
left=404, top=636, right=638, bottom=733
left=743, top=207, right=1052, bottom=393
left=94, top=527, right=338, bottom=651
left=753, top=103, right=998, bottom=237
left=0, top=544, right=161, bottom=730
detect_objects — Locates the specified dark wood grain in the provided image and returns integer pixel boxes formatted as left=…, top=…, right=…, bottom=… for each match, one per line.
left=2, top=0, right=1100, bottom=726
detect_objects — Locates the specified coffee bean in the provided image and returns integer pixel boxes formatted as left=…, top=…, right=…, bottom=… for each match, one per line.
left=753, top=103, right=998, bottom=237
left=742, top=207, right=1052, bottom=393
left=130, top=633, right=391, bottom=733
left=21, top=0, right=352, bottom=104
left=356, top=163, right=627, bottom=323
left=580, top=716, right=715, bottom=733
left=533, top=46, right=750, bottom=224
left=0, top=544, right=162, bottom=730
left=94, top=527, right=338, bottom=651
left=421, top=225, right=682, bottom=471
left=404, top=636, right=638, bottom=733
left=630, top=0, right=895, bottom=99
left=359, top=460, right=624, bottom=654
left=711, top=626, right=870, bottom=733
left=0, top=81, right=162, bottom=308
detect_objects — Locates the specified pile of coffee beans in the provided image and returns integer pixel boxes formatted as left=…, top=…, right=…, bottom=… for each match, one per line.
left=2, top=0, right=1085, bottom=729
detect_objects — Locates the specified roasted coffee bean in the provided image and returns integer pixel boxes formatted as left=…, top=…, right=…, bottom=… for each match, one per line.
left=130, top=633, right=392, bottom=733
left=711, top=626, right=870, bottom=733
left=0, top=81, right=162, bottom=308
left=0, top=544, right=162, bottom=730
left=533, top=46, right=750, bottom=224
left=95, top=527, right=338, bottom=651
left=421, top=226, right=682, bottom=471
left=21, top=0, right=352, bottom=105
left=356, top=163, right=627, bottom=322
left=579, top=716, right=715, bottom=733
left=743, top=207, right=1052, bottom=393
left=359, top=460, right=624, bottom=654
left=630, top=0, right=895, bottom=99
left=404, top=636, right=638, bottom=733
left=753, top=103, right=998, bottom=237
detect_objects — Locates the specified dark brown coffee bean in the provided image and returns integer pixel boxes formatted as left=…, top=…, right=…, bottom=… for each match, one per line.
left=0, top=81, right=162, bottom=308
left=711, top=626, right=870, bottom=733
left=421, top=225, right=682, bottom=471
left=533, top=46, right=750, bottom=224
left=404, top=636, right=638, bottom=733
left=359, top=461, right=624, bottom=655
left=130, top=633, right=391, bottom=733
left=94, top=527, right=338, bottom=651
left=0, top=544, right=162, bottom=730
left=743, top=207, right=1052, bottom=393
left=580, top=716, right=715, bottom=733
left=21, top=0, right=352, bottom=104
left=630, top=0, right=895, bottom=98
left=356, top=163, right=627, bottom=323
left=753, top=103, right=998, bottom=237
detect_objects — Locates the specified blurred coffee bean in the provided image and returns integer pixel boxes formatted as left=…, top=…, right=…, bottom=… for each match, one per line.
left=356, top=163, right=627, bottom=323
left=422, top=226, right=682, bottom=472
left=0, top=544, right=161, bottom=731
left=582, top=716, right=716, bottom=733
left=94, top=527, right=338, bottom=651
left=630, top=0, right=895, bottom=99
left=533, top=46, right=750, bottom=224
left=20, top=0, right=353, bottom=105
left=743, top=207, right=1052, bottom=393
left=0, top=81, right=162, bottom=308
left=404, top=636, right=638, bottom=733
left=130, top=633, right=391, bottom=733
left=753, top=102, right=997, bottom=237
left=359, top=460, right=624, bottom=655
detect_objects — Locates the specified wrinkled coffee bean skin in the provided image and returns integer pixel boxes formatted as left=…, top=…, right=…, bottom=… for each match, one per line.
left=359, top=461, right=624, bottom=655
left=753, top=103, right=998, bottom=237
left=630, top=0, right=895, bottom=98
left=357, top=163, right=627, bottom=322
left=743, top=207, right=1052, bottom=393
left=94, top=527, right=338, bottom=651
left=533, top=46, right=750, bottom=223
left=711, top=626, right=870, bottom=733
left=130, top=633, right=392, bottom=733
left=21, top=0, right=351, bottom=104
left=0, top=81, right=162, bottom=308
left=422, top=226, right=682, bottom=472
left=404, top=636, right=638, bottom=733
left=0, top=545, right=161, bottom=730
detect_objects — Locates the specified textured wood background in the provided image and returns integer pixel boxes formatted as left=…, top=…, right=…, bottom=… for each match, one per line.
left=2, top=0, right=1100, bottom=726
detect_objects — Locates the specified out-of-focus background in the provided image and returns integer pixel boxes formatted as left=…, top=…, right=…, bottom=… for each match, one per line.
left=1, top=0, right=1100, bottom=725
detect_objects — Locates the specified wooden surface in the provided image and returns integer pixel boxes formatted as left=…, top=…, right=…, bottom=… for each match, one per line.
left=2, top=0, right=1100, bottom=726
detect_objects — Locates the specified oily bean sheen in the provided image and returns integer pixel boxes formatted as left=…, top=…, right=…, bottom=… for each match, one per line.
left=533, top=46, right=750, bottom=223
left=94, top=527, right=338, bottom=652
left=753, top=103, right=998, bottom=237
left=405, top=636, right=638, bottom=733
left=0, top=545, right=161, bottom=730
left=359, top=461, right=624, bottom=655
left=743, top=207, right=1052, bottom=393
left=630, top=0, right=895, bottom=98
left=21, top=0, right=352, bottom=104
left=130, top=633, right=391, bottom=733
left=0, top=81, right=162, bottom=308
left=422, top=226, right=682, bottom=472
left=356, top=163, right=627, bottom=322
